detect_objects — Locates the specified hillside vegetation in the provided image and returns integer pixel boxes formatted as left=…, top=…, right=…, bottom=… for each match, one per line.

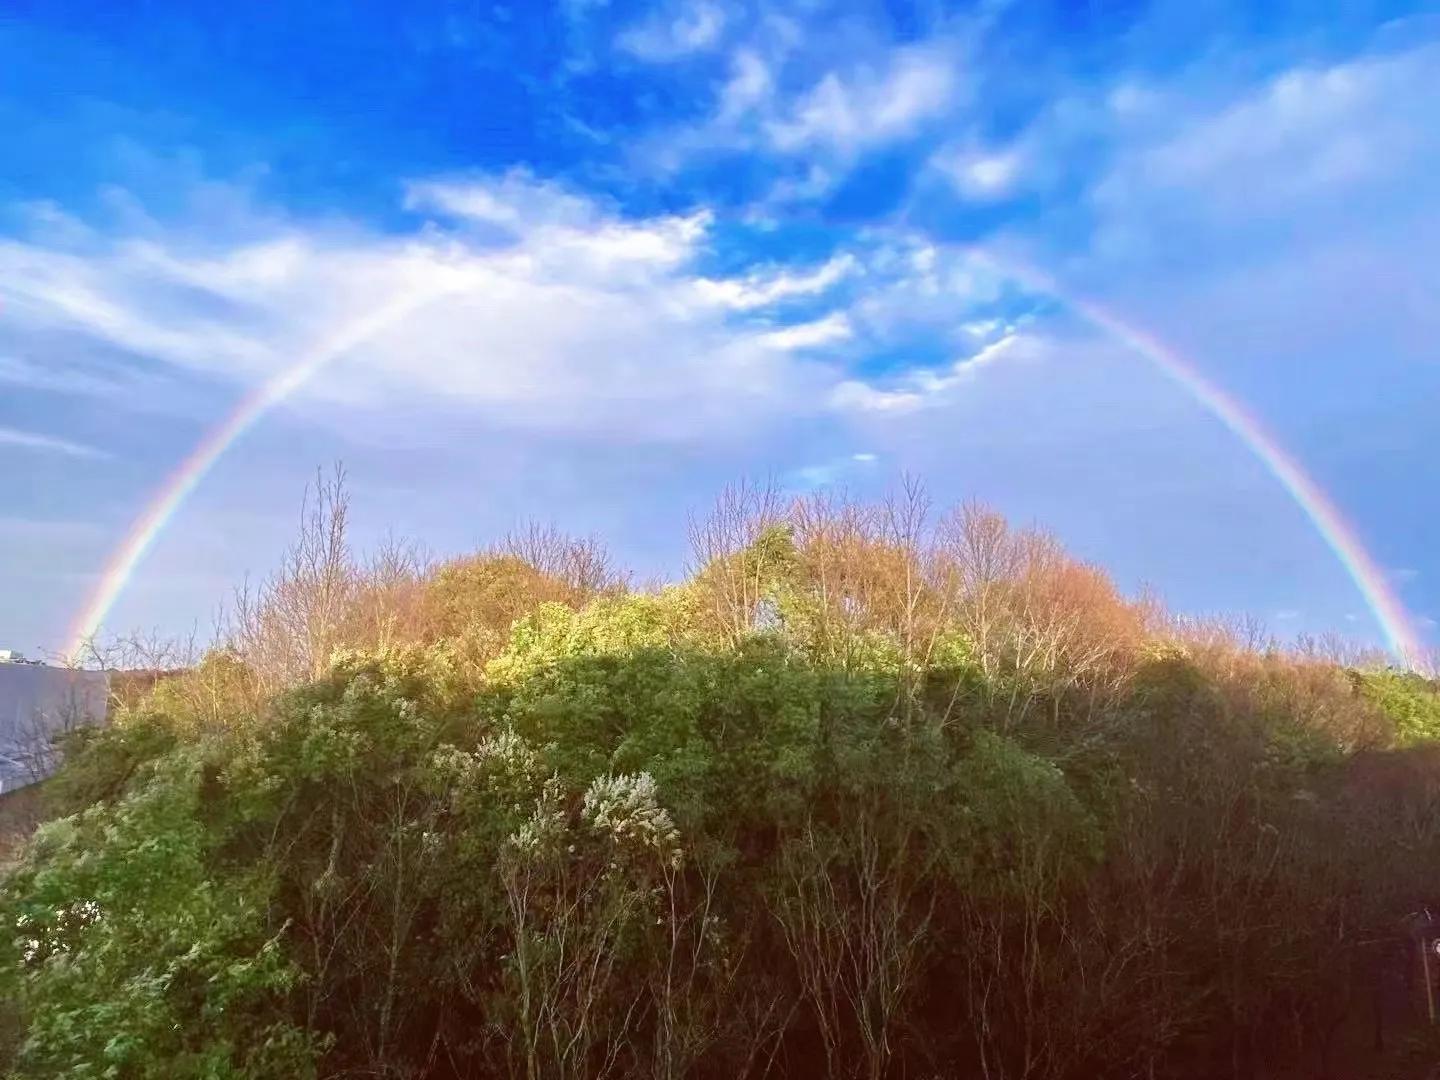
left=4, top=475, right=1440, bottom=1079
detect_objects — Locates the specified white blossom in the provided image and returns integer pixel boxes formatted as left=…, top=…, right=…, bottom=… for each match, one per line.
left=582, top=772, right=681, bottom=867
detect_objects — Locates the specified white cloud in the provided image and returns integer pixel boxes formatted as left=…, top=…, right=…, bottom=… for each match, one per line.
left=405, top=170, right=600, bottom=231
left=694, top=253, right=855, bottom=309
left=618, top=1, right=726, bottom=61
left=844, top=240, right=1011, bottom=339
left=960, top=318, right=1002, bottom=338
left=0, top=355, right=132, bottom=396
left=0, top=236, right=281, bottom=377
left=934, top=146, right=1024, bottom=200
left=407, top=171, right=712, bottom=278
left=1137, top=64, right=1393, bottom=190
left=638, top=38, right=963, bottom=181
left=757, top=164, right=836, bottom=208
left=11, top=200, right=96, bottom=246
left=786, top=448, right=880, bottom=490
left=830, top=332, right=1026, bottom=413
left=767, top=48, right=959, bottom=153
left=755, top=312, right=853, bottom=351
left=0, top=175, right=861, bottom=445
left=0, top=425, right=109, bottom=459
left=829, top=380, right=926, bottom=413
left=0, top=178, right=1055, bottom=473
left=1087, top=42, right=1440, bottom=241
left=719, top=49, right=773, bottom=120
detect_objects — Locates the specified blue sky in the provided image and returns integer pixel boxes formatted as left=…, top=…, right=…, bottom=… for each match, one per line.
left=1, top=0, right=1437, bottom=658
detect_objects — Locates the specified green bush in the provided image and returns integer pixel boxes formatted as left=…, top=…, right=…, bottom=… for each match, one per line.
left=6, top=524, right=1437, bottom=1079
left=1355, top=668, right=1440, bottom=744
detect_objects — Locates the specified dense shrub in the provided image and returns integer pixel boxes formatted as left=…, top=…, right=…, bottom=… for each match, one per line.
left=6, top=481, right=1438, bottom=1078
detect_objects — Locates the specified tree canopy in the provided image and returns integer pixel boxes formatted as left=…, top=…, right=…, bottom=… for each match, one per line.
left=5, top=478, right=1440, bottom=1078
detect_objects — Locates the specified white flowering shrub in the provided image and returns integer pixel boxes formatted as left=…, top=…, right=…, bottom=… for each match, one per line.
left=582, top=772, right=682, bottom=868
left=476, top=729, right=546, bottom=789
left=506, top=775, right=569, bottom=861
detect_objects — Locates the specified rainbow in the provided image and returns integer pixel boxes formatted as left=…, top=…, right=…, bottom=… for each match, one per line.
left=971, top=249, right=1423, bottom=666
left=64, top=284, right=453, bottom=660
left=64, top=247, right=1425, bottom=667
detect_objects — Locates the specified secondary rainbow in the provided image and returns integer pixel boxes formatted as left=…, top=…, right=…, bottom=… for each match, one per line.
left=66, top=250, right=1424, bottom=666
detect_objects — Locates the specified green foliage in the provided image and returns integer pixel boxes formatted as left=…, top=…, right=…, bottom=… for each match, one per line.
left=489, top=597, right=821, bottom=831
left=42, top=713, right=181, bottom=815
left=1354, top=668, right=1440, bottom=744
left=6, top=561, right=1438, bottom=1079
left=951, top=730, right=1101, bottom=892
left=1, top=752, right=316, bottom=1078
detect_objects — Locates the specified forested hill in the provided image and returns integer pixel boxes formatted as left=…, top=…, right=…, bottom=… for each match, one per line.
left=4, top=480, right=1440, bottom=1079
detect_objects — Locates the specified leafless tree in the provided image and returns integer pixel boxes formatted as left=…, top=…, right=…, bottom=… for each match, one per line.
left=772, top=811, right=936, bottom=1080
left=933, top=504, right=1145, bottom=730
left=1292, top=630, right=1389, bottom=670
left=500, top=521, right=625, bottom=598
left=229, top=464, right=356, bottom=689
left=687, top=478, right=785, bottom=643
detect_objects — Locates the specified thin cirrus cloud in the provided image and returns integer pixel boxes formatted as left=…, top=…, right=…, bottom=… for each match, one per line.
left=1092, top=44, right=1440, bottom=224
left=787, top=450, right=882, bottom=491
left=754, top=311, right=854, bottom=352
left=693, top=253, right=856, bottom=310
left=1034, top=38, right=1440, bottom=420
left=764, top=47, right=961, bottom=153
left=830, top=332, right=1029, bottom=414
left=0, top=425, right=109, bottom=460
left=962, top=38, right=1440, bottom=277
left=617, top=1, right=727, bottom=62
left=638, top=35, right=964, bottom=180
left=932, top=146, right=1026, bottom=202
left=0, top=355, right=133, bottom=397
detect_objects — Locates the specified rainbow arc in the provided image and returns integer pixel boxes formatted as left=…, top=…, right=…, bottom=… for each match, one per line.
left=65, top=249, right=1425, bottom=667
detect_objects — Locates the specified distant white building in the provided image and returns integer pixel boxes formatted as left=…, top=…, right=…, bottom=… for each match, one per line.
left=0, top=652, right=109, bottom=793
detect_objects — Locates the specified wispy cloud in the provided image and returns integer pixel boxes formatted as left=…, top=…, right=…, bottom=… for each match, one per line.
left=1036, top=41, right=1440, bottom=275
left=1098, top=48, right=1437, bottom=213
left=0, top=425, right=109, bottom=459
left=765, top=47, right=960, bottom=153
left=0, top=175, right=892, bottom=445
left=786, top=449, right=881, bottom=491
left=694, top=254, right=855, bottom=310
left=932, top=145, right=1025, bottom=201
left=717, top=49, right=773, bottom=122
left=404, top=170, right=599, bottom=231
left=634, top=32, right=967, bottom=192
left=830, top=332, right=1028, bottom=414
left=617, top=1, right=726, bottom=61
left=0, top=172, right=1046, bottom=461
left=755, top=312, right=853, bottom=351
left=0, top=355, right=129, bottom=396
